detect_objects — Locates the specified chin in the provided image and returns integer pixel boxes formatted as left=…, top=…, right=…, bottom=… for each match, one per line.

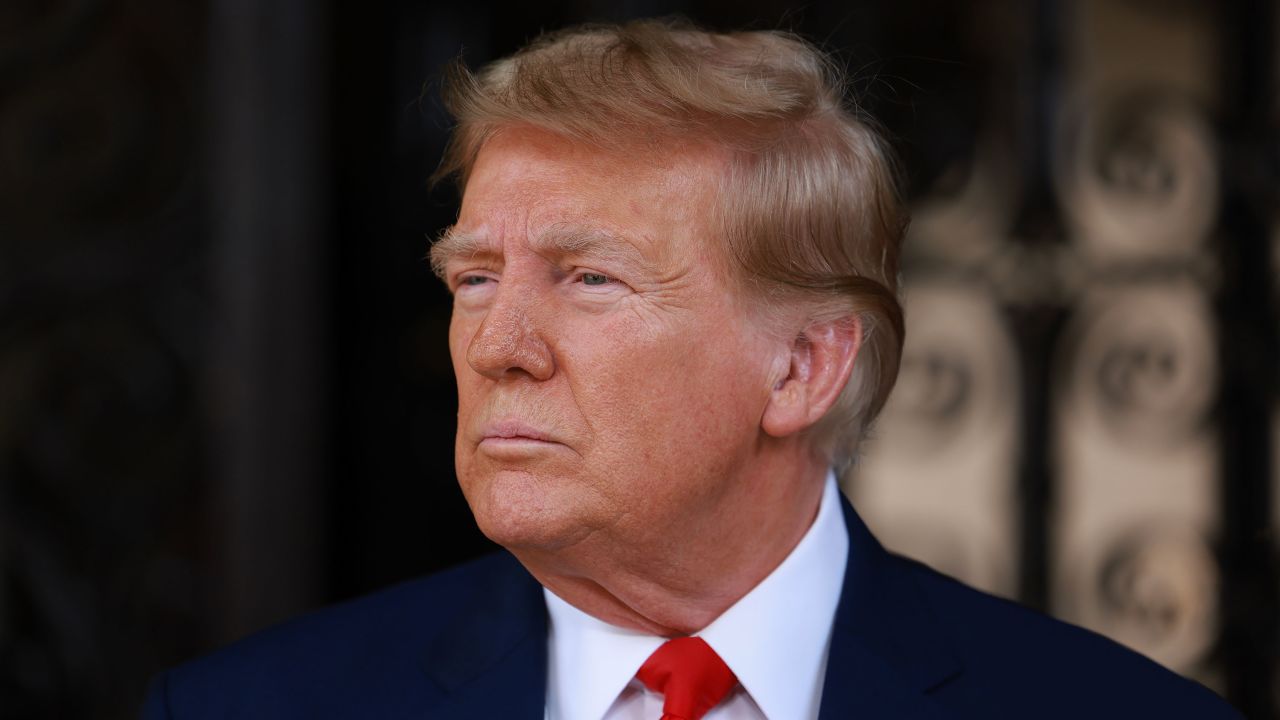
left=463, top=467, right=590, bottom=552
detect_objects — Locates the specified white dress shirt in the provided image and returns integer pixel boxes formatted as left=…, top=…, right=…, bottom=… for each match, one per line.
left=544, top=472, right=850, bottom=720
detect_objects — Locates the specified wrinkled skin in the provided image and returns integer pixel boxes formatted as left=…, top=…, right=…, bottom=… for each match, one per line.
left=438, top=126, right=851, bottom=635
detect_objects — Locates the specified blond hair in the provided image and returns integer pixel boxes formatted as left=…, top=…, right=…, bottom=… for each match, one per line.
left=433, top=19, right=906, bottom=464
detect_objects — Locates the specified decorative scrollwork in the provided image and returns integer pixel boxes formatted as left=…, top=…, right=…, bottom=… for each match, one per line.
left=1062, top=285, right=1215, bottom=447
left=1056, top=94, right=1218, bottom=260
left=1066, top=523, right=1218, bottom=672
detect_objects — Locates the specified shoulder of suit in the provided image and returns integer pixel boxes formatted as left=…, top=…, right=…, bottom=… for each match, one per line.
left=890, top=553, right=1243, bottom=719
left=150, top=551, right=524, bottom=719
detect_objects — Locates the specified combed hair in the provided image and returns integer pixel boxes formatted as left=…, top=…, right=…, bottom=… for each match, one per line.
left=433, top=19, right=906, bottom=465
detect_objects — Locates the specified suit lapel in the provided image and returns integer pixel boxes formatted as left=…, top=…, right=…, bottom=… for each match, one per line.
left=422, top=552, right=548, bottom=719
left=818, top=494, right=963, bottom=719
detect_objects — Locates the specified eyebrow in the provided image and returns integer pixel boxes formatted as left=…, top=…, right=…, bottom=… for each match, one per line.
left=428, top=226, right=490, bottom=280
left=429, top=223, right=659, bottom=280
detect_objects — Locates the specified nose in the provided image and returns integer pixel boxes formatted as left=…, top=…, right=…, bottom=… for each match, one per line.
left=465, top=284, right=555, bottom=381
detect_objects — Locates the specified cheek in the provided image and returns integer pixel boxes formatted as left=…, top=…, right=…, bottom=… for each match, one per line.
left=568, top=310, right=768, bottom=465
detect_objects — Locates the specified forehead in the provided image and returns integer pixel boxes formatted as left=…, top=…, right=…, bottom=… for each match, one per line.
left=456, top=126, right=729, bottom=254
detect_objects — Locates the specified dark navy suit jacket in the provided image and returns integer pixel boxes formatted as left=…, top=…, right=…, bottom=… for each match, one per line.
left=142, top=494, right=1241, bottom=718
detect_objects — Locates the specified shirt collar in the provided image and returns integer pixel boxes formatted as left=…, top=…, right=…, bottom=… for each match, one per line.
left=544, top=590, right=664, bottom=720
left=544, top=471, right=849, bottom=720
left=698, top=471, right=849, bottom=719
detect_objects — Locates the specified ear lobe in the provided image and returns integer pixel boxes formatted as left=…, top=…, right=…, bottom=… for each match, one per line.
left=761, top=315, right=862, bottom=439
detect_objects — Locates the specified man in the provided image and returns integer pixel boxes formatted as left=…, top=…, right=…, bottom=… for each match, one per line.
left=143, top=20, right=1240, bottom=719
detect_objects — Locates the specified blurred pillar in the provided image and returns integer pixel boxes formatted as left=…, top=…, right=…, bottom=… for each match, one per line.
left=206, top=0, right=330, bottom=642
left=1217, top=0, right=1279, bottom=715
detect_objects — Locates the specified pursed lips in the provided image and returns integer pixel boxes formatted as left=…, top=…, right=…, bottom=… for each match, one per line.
left=473, top=417, right=585, bottom=460
left=478, top=420, right=563, bottom=446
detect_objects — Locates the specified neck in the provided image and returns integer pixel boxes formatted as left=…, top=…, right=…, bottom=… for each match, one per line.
left=512, top=441, right=830, bottom=636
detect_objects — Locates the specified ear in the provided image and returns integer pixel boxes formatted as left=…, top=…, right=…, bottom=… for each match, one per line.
left=761, top=315, right=862, bottom=439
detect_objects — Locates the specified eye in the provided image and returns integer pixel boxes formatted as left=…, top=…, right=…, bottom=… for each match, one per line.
left=459, top=275, right=492, bottom=287
left=581, top=272, right=610, bottom=286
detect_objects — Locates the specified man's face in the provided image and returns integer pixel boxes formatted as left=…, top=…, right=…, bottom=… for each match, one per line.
left=439, top=127, right=781, bottom=560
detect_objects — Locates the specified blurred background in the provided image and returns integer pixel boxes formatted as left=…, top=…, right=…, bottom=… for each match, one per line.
left=1, top=0, right=1277, bottom=717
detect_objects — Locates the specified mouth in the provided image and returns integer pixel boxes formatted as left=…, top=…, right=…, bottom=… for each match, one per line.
left=477, top=420, right=567, bottom=456
left=482, top=420, right=556, bottom=442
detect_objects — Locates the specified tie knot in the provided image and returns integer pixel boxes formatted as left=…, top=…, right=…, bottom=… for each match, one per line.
left=636, top=637, right=738, bottom=720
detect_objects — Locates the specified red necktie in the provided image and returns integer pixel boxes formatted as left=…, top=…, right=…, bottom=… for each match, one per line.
left=635, top=636, right=738, bottom=720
